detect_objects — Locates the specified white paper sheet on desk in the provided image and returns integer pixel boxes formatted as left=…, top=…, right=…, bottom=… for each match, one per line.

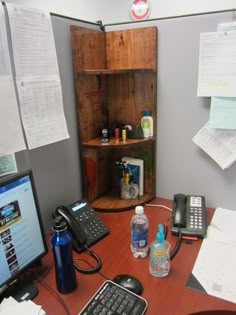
left=192, top=238, right=236, bottom=303
left=192, top=207, right=236, bottom=304
left=206, top=226, right=236, bottom=246
left=0, top=296, right=46, bottom=315
left=209, top=207, right=236, bottom=240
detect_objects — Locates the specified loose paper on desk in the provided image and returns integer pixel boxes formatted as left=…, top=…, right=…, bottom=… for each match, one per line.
left=192, top=208, right=236, bottom=304
left=0, top=4, right=26, bottom=156
left=0, top=296, right=46, bottom=315
left=209, top=97, right=236, bottom=129
left=6, top=3, right=69, bottom=150
left=192, top=121, right=236, bottom=169
left=197, top=30, right=236, bottom=97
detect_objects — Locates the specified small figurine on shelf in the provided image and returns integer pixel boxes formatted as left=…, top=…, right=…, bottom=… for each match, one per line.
left=101, top=128, right=109, bottom=144
left=115, top=161, right=139, bottom=200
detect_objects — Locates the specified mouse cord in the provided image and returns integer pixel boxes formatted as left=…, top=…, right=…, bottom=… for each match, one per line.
left=29, top=265, right=71, bottom=315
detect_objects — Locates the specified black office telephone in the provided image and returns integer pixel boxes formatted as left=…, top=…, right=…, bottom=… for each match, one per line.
left=171, top=194, right=207, bottom=238
left=54, top=199, right=109, bottom=253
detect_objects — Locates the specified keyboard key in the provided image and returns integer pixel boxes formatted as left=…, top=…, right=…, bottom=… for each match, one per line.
left=78, top=280, right=147, bottom=315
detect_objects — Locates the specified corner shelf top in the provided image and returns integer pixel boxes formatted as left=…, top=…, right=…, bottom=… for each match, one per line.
left=82, top=137, right=155, bottom=148
left=77, top=68, right=156, bottom=75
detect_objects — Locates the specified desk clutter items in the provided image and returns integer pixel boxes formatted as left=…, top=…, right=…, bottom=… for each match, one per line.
left=116, top=157, right=144, bottom=200
left=149, top=224, right=171, bottom=277
left=130, top=207, right=171, bottom=276
left=116, top=160, right=139, bottom=200
left=130, top=206, right=149, bottom=258
left=101, top=128, right=109, bottom=144
left=0, top=296, right=46, bottom=315
left=141, top=109, right=153, bottom=138
left=112, top=122, right=144, bottom=140
left=50, top=216, right=77, bottom=293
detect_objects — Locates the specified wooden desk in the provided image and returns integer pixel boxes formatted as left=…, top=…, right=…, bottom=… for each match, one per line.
left=34, top=197, right=236, bottom=315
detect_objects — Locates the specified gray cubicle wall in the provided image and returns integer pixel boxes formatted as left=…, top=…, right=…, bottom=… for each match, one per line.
left=12, top=14, right=100, bottom=232
left=106, top=10, right=236, bottom=211
left=10, top=10, right=236, bottom=235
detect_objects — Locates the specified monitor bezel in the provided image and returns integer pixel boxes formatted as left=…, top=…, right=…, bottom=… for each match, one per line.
left=0, top=169, right=48, bottom=291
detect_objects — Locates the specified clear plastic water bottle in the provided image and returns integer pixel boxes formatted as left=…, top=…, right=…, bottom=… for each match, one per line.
left=50, top=216, right=77, bottom=293
left=130, top=206, right=149, bottom=258
left=149, top=224, right=170, bottom=277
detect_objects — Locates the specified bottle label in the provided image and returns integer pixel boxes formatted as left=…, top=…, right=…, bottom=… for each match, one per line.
left=131, top=230, right=148, bottom=248
left=154, top=249, right=167, bottom=256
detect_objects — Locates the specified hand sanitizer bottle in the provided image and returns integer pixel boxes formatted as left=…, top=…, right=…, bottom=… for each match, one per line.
left=149, top=224, right=170, bottom=277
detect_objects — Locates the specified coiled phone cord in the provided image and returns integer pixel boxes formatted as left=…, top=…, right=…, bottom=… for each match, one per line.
left=73, top=245, right=102, bottom=274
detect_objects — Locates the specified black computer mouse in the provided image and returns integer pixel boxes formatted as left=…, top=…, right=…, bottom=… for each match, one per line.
left=112, top=274, right=143, bottom=295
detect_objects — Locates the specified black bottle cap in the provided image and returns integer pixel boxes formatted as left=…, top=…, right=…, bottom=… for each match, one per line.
left=53, top=216, right=67, bottom=232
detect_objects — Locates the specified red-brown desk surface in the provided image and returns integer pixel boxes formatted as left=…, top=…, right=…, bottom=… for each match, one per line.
left=34, top=197, right=236, bottom=315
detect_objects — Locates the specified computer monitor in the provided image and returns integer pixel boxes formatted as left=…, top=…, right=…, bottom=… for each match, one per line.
left=0, top=169, right=47, bottom=301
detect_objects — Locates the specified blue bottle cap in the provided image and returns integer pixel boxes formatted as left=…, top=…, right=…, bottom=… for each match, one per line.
left=53, top=216, right=67, bottom=232
left=158, top=224, right=163, bottom=234
left=156, top=231, right=164, bottom=243
left=144, top=109, right=151, bottom=116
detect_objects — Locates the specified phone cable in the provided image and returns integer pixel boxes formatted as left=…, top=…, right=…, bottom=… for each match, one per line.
left=73, top=245, right=103, bottom=274
left=73, top=256, right=110, bottom=280
left=169, top=228, right=182, bottom=260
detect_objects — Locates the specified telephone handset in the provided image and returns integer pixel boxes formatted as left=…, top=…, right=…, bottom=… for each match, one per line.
left=55, top=205, right=87, bottom=253
left=54, top=199, right=109, bottom=253
left=171, top=194, right=207, bottom=237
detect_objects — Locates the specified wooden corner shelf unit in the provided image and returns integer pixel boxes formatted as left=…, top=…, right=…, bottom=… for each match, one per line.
left=70, top=25, right=157, bottom=211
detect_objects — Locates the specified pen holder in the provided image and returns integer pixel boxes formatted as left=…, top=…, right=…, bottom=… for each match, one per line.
left=120, top=180, right=139, bottom=200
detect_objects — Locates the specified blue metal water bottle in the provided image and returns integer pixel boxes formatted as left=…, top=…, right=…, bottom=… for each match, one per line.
left=50, top=216, right=77, bottom=293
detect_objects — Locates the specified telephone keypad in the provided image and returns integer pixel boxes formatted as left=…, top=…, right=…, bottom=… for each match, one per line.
left=189, top=206, right=204, bottom=230
left=67, top=199, right=109, bottom=252
left=75, top=210, right=109, bottom=241
left=171, top=195, right=206, bottom=237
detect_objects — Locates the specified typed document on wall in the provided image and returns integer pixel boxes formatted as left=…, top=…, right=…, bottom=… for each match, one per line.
left=197, top=30, right=236, bottom=97
left=0, top=3, right=26, bottom=156
left=6, top=3, right=69, bottom=150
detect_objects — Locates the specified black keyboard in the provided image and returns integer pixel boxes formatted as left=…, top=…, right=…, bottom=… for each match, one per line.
left=78, top=280, right=148, bottom=315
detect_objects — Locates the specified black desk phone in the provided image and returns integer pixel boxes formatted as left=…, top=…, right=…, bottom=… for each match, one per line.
left=54, top=199, right=109, bottom=253
left=171, top=194, right=207, bottom=237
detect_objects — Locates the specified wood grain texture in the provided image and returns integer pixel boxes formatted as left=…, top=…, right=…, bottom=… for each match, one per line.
left=34, top=197, right=236, bottom=315
left=70, top=26, right=157, bottom=209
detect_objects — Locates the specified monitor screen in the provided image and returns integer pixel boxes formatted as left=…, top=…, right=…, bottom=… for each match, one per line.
left=0, top=169, right=47, bottom=298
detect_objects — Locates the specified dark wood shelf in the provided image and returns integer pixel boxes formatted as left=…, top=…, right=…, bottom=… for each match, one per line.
left=82, top=137, right=155, bottom=148
left=91, top=193, right=155, bottom=211
left=71, top=26, right=157, bottom=211
left=77, top=68, right=156, bottom=75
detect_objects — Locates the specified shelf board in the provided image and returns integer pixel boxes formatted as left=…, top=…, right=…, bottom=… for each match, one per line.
left=82, top=137, right=155, bottom=148
left=78, top=68, right=156, bottom=75
left=91, top=193, right=155, bottom=212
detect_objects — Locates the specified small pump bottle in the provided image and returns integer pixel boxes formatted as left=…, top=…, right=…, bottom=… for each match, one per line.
left=141, top=109, right=153, bottom=138
left=149, top=224, right=170, bottom=277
